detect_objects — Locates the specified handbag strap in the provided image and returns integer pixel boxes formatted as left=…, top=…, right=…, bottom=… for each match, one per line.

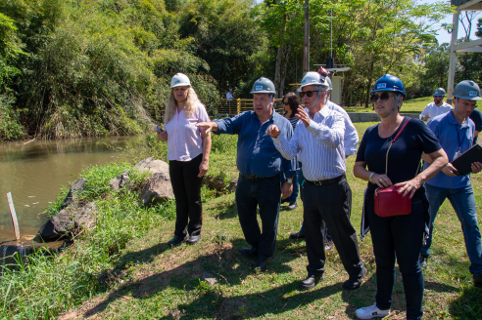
left=385, top=117, right=410, bottom=175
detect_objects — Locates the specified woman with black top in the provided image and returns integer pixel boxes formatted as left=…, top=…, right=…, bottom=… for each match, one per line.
left=280, top=92, right=301, bottom=210
left=353, top=74, right=448, bottom=320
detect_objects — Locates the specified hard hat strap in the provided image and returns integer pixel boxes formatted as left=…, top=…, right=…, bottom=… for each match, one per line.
left=381, top=94, right=401, bottom=118
left=309, top=87, right=323, bottom=110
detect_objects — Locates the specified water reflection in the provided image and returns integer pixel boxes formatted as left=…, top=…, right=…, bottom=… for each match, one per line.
left=0, top=136, right=140, bottom=235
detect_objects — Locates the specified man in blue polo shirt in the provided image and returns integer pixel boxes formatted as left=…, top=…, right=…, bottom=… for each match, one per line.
left=420, top=80, right=482, bottom=287
left=196, top=77, right=297, bottom=272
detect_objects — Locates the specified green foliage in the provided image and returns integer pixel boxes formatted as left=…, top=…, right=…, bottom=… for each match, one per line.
left=0, top=94, right=24, bottom=140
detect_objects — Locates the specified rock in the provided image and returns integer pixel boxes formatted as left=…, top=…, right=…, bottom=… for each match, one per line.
left=109, top=171, right=130, bottom=191
left=38, top=202, right=96, bottom=240
left=201, top=271, right=217, bottom=286
left=61, top=178, right=87, bottom=209
left=140, top=172, right=174, bottom=206
left=134, top=157, right=169, bottom=175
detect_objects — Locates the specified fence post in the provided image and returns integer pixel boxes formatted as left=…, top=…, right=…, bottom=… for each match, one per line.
left=7, top=192, right=21, bottom=240
left=237, top=98, right=241, bottom=115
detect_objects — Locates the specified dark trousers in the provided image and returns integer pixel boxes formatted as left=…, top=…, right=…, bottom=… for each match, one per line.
left=304, top=176, right=364, bottom=278
left=235, top=173, right=281, bottom=259
left=366, top=192, right=425, bottom=320
left=169, top=154, right=203, bottom=237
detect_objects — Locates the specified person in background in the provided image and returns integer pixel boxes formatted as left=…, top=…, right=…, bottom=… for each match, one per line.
left=267, top=71, right=366, bottom=291
left=419, top=80, right=482, bottom=289
left=469, top=107, right=482, bottom=144
left=353, top=74, right=447, bottom=320
left=419, top=88, right=453, bottom=121
left=280, top=92, right=302, bottom=210
left=196, top=77, right=297, bottom=272
left=157, top=73, right=212, bottom=246
left=289, top=74, right=359, bottom=254
left=226, top=88, right=233, bottom=109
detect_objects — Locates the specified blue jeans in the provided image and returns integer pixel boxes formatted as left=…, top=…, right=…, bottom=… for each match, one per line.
left=281, top=171, right=299, bottom=203
left=421, top=184, right=482, bottom=277
left=366, top=191, right=426, bottom=320
left=235, top=174, right=281, bottom=259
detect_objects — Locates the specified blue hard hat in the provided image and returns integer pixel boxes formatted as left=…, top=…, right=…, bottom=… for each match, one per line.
left=371, top=74, right=406, bottom=97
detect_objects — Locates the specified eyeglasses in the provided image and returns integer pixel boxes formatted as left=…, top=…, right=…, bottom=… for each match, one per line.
left=282, top=101, right=289, bottom=105
left=300, top=91, right=317, bottom=98
left=370, top=92, right=393, bottom=103
left=434, top=96, right=442, bottom=99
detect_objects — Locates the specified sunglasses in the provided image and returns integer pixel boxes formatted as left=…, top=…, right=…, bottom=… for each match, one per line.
left=434, top=96, right=442, bottom=99
left=282, top=101, right=289, bottom=105
left=370, top=92, right=393, bottom=103
left=300, top=91, right=317, bottom=98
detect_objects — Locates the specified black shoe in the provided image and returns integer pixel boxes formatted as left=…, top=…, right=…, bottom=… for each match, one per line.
left=251, top=258, right=268, bottom=272
left=168, top=235, right=188, bottom=246
left=287, top=202, right=298, bottom=210
left=343, top=265, right=367, bottom=290
left=419, top=255, right=428, bottom=268
left=240, top=247, right=258, bottom=260
left=186, top=235, right=201, bottom=244
left=474, top=274, right=482, bottom=287
left=299, top=274, right=323, bottom=289
left=289, top=231, right=305, bottom=239
left=324, top=240, right=333, bottom=251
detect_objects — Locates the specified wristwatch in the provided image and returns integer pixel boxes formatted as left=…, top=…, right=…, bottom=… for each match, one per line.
left=287, top=178, right=293, bottom=184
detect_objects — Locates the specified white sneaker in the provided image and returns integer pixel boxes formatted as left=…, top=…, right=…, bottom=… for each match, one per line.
left=355, top=303, right=390, bottom=319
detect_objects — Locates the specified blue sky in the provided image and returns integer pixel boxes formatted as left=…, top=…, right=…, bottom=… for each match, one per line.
left=424, top=0, right=480, bottom=45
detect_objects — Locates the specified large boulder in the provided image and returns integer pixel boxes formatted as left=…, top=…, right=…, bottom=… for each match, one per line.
left=38, top=202, right=96, bottom=241
left=140, top=172, right=174, bottom=206
left=61, top=178, right=87, bottom=209
left=134, top=157, right=169, bottom=175
left=109, top=171, right=130, bottom=191
left=135, top=158, right=174, bottom=206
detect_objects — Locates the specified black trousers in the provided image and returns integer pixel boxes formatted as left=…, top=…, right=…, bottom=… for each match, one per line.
left=304, top=176, right=364, bottom=278
left=169, top=154, right=203, bottom=237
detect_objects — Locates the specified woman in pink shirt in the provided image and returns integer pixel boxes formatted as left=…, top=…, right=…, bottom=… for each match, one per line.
left=157, top=73, right=212, bottom=246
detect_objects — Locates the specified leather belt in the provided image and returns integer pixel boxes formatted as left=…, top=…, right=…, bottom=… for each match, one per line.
left=240, top=173, right=279, bottom=180
left=306, top=174, right=345, bottom=186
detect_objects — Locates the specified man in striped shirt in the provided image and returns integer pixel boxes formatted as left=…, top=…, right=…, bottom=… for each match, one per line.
left=267, top=71, right=366, bottom=290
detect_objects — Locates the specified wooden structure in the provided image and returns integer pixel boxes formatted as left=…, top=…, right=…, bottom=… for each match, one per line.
left=448, top=0, right=482, bottom=102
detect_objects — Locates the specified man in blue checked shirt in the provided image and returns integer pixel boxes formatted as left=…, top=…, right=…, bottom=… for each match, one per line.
left=267, top=71, right=365, bottom=290
left=196, top=77, right=297, bottom=272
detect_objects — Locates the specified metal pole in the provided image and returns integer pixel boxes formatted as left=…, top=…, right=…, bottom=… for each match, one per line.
left=303, top=0, right=310, bottom=75
left=447, top=10, right=460, bottom=104
left=7, top=192, right=21, bottom=240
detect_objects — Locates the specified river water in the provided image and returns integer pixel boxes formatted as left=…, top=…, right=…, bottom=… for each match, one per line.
left=0, top=136, right=139, bottom=239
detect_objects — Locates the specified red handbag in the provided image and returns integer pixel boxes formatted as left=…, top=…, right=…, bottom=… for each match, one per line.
left=374, top=186, right=411, bottom=217
left=373, top=118, right=414, bottom=217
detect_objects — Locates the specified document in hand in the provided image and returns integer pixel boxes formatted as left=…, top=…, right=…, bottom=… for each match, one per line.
left=451, top=144, right=482, bottom=175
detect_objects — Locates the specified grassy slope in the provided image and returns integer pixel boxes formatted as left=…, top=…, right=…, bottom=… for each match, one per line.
left=344, top=96, right=434, bottom=113
left=57, top=125, right=482, bottom=320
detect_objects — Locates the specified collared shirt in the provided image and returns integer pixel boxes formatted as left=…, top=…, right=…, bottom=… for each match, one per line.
left=214, top=110, right=297, bottom=178
left=419, top=101, right=453, bottom=120
left=272, top=106, right=346, bottom=181
left=424, top=111, right=475, bottom=189
left=164, top=104, right=211, bottom=161
left=326, top=100, right=359, bottom=156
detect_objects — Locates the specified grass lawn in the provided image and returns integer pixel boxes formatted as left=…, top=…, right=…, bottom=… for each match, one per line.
left=54, top=125, right=482, bottom=320
left=344, top=96, right=434, bottom=114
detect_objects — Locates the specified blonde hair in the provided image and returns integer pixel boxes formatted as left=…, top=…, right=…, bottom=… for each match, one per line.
left=164, top=87, right=204, bottom=124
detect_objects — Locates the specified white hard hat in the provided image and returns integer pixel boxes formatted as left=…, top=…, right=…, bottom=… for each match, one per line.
left=171, top=73, right=191, bottom=88
left=297, top=72, right=327, bottom=92
left=325, top=77, right=333, bottom=91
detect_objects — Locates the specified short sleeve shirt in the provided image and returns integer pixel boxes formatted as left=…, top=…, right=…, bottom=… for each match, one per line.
left=164, top=104, right=211, bottom=161
left=423, top=111, right=475, bottom=189
left=356, top=117, right=441, bottom=195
